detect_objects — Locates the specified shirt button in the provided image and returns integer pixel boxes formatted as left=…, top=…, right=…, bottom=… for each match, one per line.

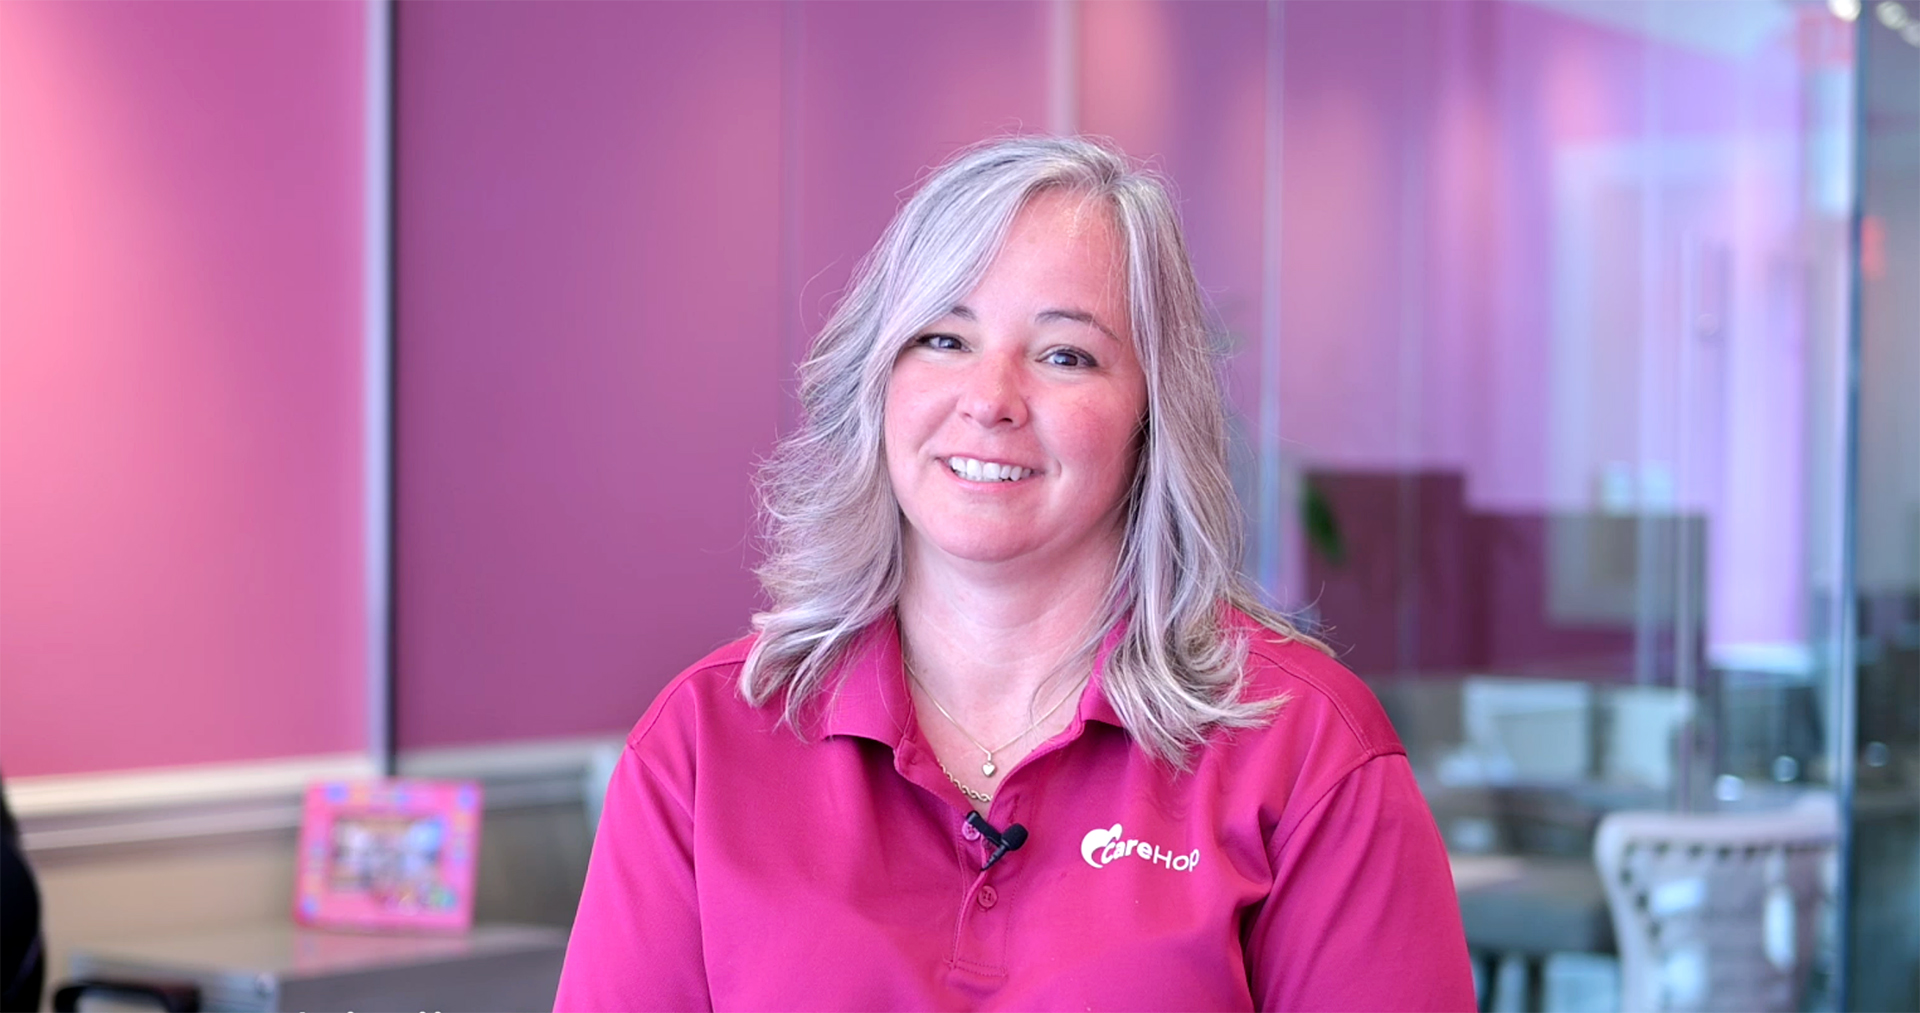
left=976, top=886, right=998, bottom=909
left=960, top=820, right=982, bottom=842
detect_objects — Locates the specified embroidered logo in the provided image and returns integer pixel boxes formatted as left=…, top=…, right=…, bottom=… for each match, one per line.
left=1079, top=823, right=1200, bottom=872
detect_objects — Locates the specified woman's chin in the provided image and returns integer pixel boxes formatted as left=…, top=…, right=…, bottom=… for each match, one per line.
left=923, top=538, right=1041, bottom=568
left=909, top=529, right=1118, bottom=577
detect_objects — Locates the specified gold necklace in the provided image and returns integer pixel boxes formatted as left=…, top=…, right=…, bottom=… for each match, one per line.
left=937, top=760, right=994, bottom=804
left=904, top=657, right=1084, bottom=778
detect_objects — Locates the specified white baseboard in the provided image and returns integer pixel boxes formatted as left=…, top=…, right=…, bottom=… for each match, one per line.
left=397, top=734, right=623, bottom=782
left=11, top=735, right=625, bottom=856
left=10, top=753, right=379, bottom=820
left=400, top=734, right=627, bottom=811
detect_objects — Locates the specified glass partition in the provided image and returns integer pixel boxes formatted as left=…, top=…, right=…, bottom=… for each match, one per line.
left=1247, top=3, right=1867, bottom=1009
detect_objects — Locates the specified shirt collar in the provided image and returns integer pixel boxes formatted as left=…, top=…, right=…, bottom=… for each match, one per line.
left=815, top=619, right=915, bottom=746
left=817, top=612, right=1130, bottom=747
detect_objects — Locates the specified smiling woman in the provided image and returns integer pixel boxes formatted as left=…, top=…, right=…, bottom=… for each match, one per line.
left=555, top=137, right=1476, bottom=1012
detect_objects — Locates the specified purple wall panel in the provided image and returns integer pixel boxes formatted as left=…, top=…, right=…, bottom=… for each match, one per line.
left=791, top=1, right=1052, bottom=340
left=395, top=1, right=1052, bottom=746
left=396, top=2, right=787, bottom=747
left=0, top=1, right=368, bottom=775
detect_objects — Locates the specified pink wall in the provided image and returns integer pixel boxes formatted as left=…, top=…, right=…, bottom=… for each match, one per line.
left=0, top=1, right=368, bottom=776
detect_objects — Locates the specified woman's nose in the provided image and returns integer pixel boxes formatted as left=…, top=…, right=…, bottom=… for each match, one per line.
left=958, top=351, right=1027, bottom=428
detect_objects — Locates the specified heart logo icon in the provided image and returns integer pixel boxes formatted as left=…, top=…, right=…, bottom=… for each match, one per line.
left=1081, top=823, right=1124, bottom=868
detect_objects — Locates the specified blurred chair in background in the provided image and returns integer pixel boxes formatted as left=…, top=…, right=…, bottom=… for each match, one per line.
left=1594, top=797, right=1837, bottom=1012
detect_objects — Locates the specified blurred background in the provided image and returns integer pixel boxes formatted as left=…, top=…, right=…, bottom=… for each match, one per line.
left=0, top=1, right=1913, bottom=1010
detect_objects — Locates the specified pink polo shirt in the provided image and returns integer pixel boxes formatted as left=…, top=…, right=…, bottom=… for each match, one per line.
left=555, top=610, right=1474, bottom=1011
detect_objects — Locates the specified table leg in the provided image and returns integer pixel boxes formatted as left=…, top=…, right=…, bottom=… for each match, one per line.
left=1523, top=955, right=1547, bottom=1012
left=1475, top=951, right=1501, bottom=1013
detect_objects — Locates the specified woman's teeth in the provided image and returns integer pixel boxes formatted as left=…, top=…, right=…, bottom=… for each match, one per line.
left=947, top=457, right=1031, bottom=483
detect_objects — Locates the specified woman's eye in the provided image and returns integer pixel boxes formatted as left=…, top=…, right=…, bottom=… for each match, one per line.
left=1044, top=348, right=1096, bottom=368
left=915, top=333, right=964, bottom=351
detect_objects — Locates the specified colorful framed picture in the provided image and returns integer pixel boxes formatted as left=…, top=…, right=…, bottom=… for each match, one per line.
left=295, top=779, right=482, bottom=932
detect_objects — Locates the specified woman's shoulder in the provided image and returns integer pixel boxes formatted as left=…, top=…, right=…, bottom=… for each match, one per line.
left=1195, top=609, right=1415, bottom=845
left=626, top=631, right=767, bottom=750
left=1221, top=606, right=1404, bottom=762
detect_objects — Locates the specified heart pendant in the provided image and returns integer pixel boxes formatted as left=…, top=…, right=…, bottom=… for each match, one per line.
left=982, top=760, right=997, bottom=777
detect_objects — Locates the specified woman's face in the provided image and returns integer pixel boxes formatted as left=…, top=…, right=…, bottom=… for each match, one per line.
left=884, top=190, right=1148, bottom=576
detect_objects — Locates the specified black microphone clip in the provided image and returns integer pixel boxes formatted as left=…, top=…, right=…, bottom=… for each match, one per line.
left=965, top=811, right=1029, bottom=871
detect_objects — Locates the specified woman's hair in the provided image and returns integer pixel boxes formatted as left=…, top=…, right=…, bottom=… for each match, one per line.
left=741, top=135, right=1325, bottom=767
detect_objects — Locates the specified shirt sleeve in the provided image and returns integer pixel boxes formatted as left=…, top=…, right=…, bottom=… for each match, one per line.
left=553, top=742, right=711, bottom=1012
left=1244, top=752, right=1477, bottom=1012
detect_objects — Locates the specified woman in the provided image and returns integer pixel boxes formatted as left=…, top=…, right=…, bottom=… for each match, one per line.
left=556, top=137, right=1474, bottom=1011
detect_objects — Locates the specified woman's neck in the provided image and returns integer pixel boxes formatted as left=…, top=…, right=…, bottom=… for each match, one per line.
left=894, top=535, right=1117, bottom=715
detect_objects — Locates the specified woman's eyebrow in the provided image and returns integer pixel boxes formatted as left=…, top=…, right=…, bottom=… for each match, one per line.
left=945, top=304, right=1121, bottom=342
left=1037, top=307, right=1120, bottom=342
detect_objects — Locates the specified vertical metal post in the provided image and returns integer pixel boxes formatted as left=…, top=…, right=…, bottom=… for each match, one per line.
left=1394, top=15, right=1427, bottom=673
left=1256, top=0, right=1287, bottom=603
left=778, top=0, right=805, bottom=433
left=1828, top=14, right=1869, bottom=1008
left=1048, top=0, right=1079, bottom=137
left=364, top=0, right=397, bottom=777
left=1632, top=2, right=1664, bottom=708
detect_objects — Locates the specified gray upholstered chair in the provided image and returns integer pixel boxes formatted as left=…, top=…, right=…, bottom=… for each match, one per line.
left=1593, top=795, right=1837, bottom=1012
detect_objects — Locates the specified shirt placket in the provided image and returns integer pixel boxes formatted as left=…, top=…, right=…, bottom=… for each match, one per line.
left=888, top=687, right=1090, bottom=994
left=946, top=794, right=1021, bottom=986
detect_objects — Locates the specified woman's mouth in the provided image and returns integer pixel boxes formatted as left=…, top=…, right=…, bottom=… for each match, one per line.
left=944, top=456, right=1034, bottom=483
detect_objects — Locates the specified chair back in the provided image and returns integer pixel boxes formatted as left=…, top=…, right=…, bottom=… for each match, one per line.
left=1593, top=796, right=1836, bottom=1012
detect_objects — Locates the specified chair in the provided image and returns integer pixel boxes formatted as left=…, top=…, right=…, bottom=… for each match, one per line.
left=1594, top=797, right=1836, bottom=1012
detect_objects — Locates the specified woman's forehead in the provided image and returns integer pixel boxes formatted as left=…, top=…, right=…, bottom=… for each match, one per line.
left=1025, top=186, right=1114, bottom=240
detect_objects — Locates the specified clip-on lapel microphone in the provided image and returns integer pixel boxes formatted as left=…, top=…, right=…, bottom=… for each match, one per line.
left=965, top=811, right=1030, bottom=871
